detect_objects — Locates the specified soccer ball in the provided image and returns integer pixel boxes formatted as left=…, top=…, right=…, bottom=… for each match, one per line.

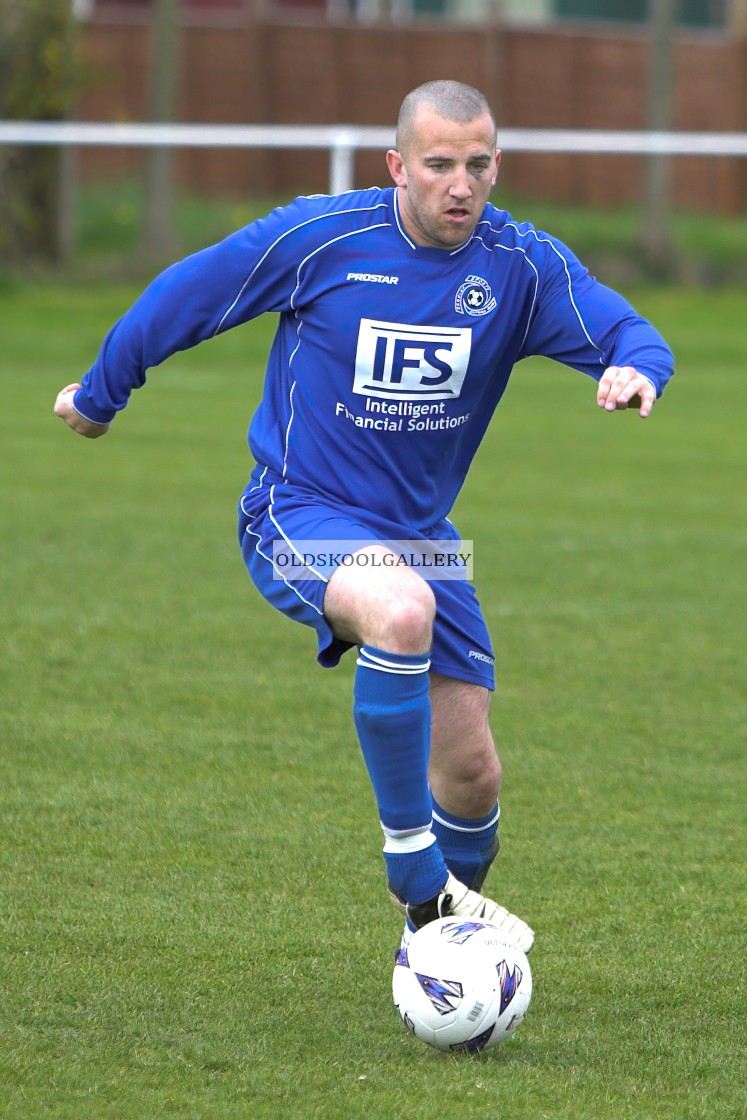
left=392, top=917, right=532, bottom=1052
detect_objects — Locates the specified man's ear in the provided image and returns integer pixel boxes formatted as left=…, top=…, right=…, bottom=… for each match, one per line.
left=492, top=149, right=502, bottom=187
left=386, top=149, right=407, bottom=187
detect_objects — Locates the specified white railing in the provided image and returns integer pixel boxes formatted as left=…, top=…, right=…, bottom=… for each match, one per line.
left=2, top=121, right=747, bottom=195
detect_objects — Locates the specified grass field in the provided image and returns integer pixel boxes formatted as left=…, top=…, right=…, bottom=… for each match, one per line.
left=1, top=280, right=745, bottom=1119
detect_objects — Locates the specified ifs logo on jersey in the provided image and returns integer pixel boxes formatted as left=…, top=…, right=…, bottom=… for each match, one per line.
left=353, top=319, right=471, bottom=401
left=454, top=275, right=496, bottom=317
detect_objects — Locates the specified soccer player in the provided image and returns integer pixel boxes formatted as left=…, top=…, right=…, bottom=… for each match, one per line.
left=54, top=80, right=674, bottom=954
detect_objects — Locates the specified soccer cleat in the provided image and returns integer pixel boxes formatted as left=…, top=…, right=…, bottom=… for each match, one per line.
left=390, top=871, right=534, bottom=955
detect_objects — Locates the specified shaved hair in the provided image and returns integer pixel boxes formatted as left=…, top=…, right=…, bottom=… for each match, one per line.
left=396, top=80, right=496, bottom=153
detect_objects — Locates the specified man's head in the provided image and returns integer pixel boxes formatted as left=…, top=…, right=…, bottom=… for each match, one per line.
left=387, top=80, right=500, bottom=251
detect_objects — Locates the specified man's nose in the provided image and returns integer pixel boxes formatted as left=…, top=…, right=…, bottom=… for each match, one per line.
left=449, top=168, right=471, bottom=198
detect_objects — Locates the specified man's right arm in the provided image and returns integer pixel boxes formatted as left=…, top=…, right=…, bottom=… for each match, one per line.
left=55, top=200, right=311, bottom=431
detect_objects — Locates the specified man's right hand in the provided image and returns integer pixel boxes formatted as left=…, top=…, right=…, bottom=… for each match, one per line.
left=54, top=384, right=110, bottom=438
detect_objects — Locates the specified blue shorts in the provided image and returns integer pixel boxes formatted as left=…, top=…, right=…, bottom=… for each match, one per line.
left=237, top=466, right=496, bottom=690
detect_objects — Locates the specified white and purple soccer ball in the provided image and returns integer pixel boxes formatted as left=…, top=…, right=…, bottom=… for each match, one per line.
left=392, top=916, right=532, bottom=1052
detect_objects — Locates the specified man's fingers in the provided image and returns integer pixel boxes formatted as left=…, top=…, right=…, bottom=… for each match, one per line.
left=597, top=366, right=632, bottom=410
left=53, top=384, right=81, bottom=417
left=597, top=367, right=655, bottom=417
left=634, top=385, right=656, bottom=418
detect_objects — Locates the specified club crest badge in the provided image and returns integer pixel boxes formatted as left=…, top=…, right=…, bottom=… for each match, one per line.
left=455, top=275, right=496, bottom=317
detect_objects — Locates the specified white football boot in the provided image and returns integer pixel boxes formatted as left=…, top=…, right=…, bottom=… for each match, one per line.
left=392, top=872, right=534, bottom=955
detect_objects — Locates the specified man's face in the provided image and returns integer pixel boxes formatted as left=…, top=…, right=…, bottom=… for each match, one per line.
left=386, top=107, right=500, bottom=251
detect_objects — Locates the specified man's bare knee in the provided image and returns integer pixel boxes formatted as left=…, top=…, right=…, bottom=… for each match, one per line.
left=454, top=750, right=501, bottom=803
left=324, top=548, right=435, bottom=653
left=375, top=579, right=435, bottom=652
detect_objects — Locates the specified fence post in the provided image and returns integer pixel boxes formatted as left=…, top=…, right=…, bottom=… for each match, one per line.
left=143, top=0, right=180, bottom=258
left=330, top=131, right=355, bottom=195
left=642, top=0, right=679, bottom=276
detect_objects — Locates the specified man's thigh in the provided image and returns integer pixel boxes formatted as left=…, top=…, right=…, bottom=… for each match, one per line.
left=238, top=474, right=496, bottom=687
left=239, top=477, right=376, bottom=667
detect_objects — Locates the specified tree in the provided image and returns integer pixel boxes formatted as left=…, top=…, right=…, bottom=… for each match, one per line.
left=0, top=0, right=84, bottom=264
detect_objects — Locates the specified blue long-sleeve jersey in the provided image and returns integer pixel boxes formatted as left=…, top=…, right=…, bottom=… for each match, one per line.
left=74, top=187, right=674, bottom=528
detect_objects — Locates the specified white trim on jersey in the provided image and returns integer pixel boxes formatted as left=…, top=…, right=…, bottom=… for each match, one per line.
left=281, top=379, right=298, bottom=479
left=282, top=221, right=394, bottom=478
left=289, top=222, right=392, bottom=311
left=239, top=464, right=269, bottom=517
left=504, top=221, right=607, bottom=365
left=392, top=190, right=478, bottom=257
left=471, top=226, right=541, bottom=352
left=267, top=482, right=330, bottom=587
left=242, top=473, right=326, bottom=617
left=392, top=192, right=416, bottom=251
left=244, top=522, right=325, bottom=617
left=213, top=201, right=390, bottom=337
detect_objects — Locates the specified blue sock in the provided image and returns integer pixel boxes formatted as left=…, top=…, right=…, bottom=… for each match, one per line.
left=353, top=646, right=447, bottom=904
left=382, top=833, right=447, bottom=906
left=431, top=797, right=501, bottom=891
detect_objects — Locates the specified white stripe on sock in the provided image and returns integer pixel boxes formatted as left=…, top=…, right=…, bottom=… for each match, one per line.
left=382, top=827, right=436, bottom=854
left=357, top=648, right=431, bottom=674
left=431, top=805, right=501, bottom=833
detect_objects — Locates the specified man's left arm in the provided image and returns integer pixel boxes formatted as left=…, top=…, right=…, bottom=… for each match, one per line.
left=522, top=236, right=675, bottom=416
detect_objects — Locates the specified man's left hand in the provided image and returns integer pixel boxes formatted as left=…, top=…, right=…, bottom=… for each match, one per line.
left=597, top=367, right=656, bottom=418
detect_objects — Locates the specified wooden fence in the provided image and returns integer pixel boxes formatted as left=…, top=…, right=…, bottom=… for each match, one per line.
left=75, top=17, right=747, bottom=213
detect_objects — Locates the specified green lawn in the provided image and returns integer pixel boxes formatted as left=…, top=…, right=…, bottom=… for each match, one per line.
left=1, top=282, right=745, bottom=1118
